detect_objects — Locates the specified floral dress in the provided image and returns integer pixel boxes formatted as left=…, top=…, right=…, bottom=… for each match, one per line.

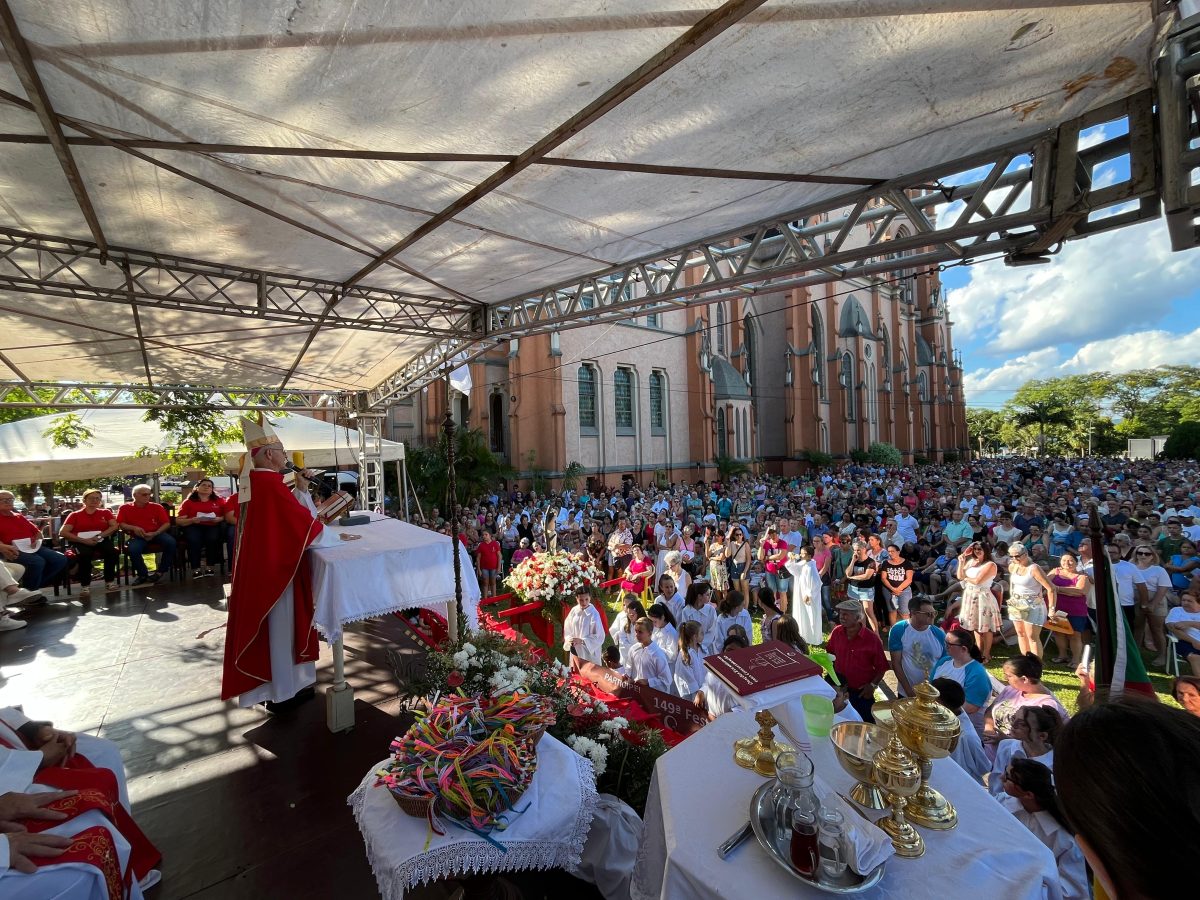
left=959, top=563, right=1003, bottom=633
left=708, top=540, right=730, bottom=591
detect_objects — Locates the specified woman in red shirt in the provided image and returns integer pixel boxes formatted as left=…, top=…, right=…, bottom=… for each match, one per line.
left=177, top=478, right=225, bottom=577
left=476, top=531, right=502, bottom=598
left=59, top=489, right=120, bottom=598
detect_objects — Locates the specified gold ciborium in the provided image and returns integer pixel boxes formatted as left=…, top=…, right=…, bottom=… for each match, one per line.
left=829, top=721, right=890, bottom=810
left=891, top=681, right=961, bottom=830
left=733, top=709, right=794, bottom=777
left=871, top=731, right=924, bottom=858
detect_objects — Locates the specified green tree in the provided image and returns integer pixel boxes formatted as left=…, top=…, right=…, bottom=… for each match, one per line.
left=41, top=412, right=94, bottom=449
left=1007, top=381, right=1078, bottom=456
left=562, top=461, right=586, bottom=494
left=713, top=454, right=750, bottom=481
left=1162, top=421, right=1200, bottom=460
left=132, top=389, right=242, bottom=475
left=408, top=428, right=513, bottom=509
left=867, top=441, right=902, bottom=466
left=966, top=408, right=1007, bottom=455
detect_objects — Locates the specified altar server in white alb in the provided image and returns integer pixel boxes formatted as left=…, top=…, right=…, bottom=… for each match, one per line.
left=0, top=706, right=160, bottom=899
left=628, top=617, right=673, bottom=694
left=563, top=587, right=605, bottom=664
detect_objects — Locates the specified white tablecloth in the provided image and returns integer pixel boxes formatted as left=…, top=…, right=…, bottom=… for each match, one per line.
left=309, top=513, right=481, bottom=641
left=631, top=708, right=1062, bottom=900
left=349, top=733, right=597, bottom=899
left=729, top=674, right=838, bottom=713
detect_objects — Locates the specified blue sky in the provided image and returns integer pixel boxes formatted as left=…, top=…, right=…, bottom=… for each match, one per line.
left=941, top=124, right=1200, bottom=410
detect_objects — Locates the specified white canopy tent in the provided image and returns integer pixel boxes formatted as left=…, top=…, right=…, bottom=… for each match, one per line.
left=0, top=1, right=1181, bottom=398
left=0, top=408, right=405, bottom=484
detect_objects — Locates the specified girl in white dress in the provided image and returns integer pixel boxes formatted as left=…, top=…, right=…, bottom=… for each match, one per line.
left=652, top=573, right=685, bottom=622
left=673, top=620, right=708, bottom=702
left=989, top=705, right=1058, bottom=798
left=647, top=601, right=680, bottom=665
left=716, top=589, right=753, bottom=650
left=608, top=598, right=647, bottom=668
left=1000, top=759, right=1088, bottom=900
left=562, top=589, right=605, bottom=664
left=784, top=545, right=824, bottom=646
left=678, top=582, right=719, bottom=656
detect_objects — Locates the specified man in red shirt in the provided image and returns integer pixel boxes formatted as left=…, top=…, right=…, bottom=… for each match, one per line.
left=116, top=485, right=176, bottom=585
left=826, top=599, right=889, bottom=723
left=0, top=490, right=69, bottom=590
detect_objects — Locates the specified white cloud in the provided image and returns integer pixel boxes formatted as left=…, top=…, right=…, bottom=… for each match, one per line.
left=963, top=325, right=1200, bottom=404
left=946, top=218, right=1200, bottom=354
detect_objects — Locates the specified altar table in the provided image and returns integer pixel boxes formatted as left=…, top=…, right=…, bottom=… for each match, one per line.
left=309, top=513, right=481, bottom=731
left=630, top=707, right=1062, bottom=900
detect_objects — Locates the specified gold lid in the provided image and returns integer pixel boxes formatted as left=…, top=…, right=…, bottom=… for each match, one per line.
left=893, top=681, right=961, bottom=759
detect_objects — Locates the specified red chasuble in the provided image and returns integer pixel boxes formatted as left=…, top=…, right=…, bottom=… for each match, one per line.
left=220, top=469, right=324, bottom=701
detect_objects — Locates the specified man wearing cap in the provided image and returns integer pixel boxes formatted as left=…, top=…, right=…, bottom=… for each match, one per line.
left=826, top=600, right=888, bottom=722
left=221, top=418, right=341, bottom=712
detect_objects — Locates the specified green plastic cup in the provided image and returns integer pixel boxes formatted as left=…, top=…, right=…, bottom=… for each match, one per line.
left=803, top=694, right=835, bottom=738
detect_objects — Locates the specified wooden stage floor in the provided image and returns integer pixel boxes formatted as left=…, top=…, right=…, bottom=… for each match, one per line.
left=0, top=577, right=600, bottom=899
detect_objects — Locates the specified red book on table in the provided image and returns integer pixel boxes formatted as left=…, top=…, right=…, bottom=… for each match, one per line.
left=703, top=640, right=825, bottom=697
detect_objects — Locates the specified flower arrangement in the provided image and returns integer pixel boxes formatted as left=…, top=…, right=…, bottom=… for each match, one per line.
left=408, top=629, right=671, bottom=816
left=504, top=550, right=604, bottom=619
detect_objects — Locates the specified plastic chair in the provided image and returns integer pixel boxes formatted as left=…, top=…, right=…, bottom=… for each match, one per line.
left=1166, top=634, right=1181, bottom=677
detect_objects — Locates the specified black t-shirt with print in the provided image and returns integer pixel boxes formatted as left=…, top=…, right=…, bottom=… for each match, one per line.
left=881, top=557, right=913, bottom=590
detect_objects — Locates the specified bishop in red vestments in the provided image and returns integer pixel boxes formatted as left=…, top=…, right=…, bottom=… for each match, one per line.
left=221, top=419, right=338, bottom=709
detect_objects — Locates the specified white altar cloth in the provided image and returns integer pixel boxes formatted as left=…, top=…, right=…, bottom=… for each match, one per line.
left=349, top=733, right=597, bottom=899
left=631, top=708, right=1062, bottom=900
left=309, top=513, right=481, bottom=641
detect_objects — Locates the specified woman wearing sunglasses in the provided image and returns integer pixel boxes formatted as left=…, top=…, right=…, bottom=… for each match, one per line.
left=955, top=542, right=1001, bottom=664
left=1133, top=543, right=1172, bottom=668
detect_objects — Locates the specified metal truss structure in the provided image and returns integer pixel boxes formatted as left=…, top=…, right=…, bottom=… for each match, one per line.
left=1159, top=12, right=1200, bottom=252
left=0, top=85, right=1168, bottom=418
left=0, top=382, right=334, bottom=411
left=365, top=87, right=1162, bottom=407
left=0, top=227, right=480, bottom=339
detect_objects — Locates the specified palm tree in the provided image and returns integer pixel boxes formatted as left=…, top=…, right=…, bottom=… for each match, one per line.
left=1012, top=401, right=1073, bottom=457
left=713, top=454, right=750, bottom=482
left=407, top=428, right=514, bottom=508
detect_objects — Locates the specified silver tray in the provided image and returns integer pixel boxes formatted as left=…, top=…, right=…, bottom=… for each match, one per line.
left=748, top=781, right=886, bottom=894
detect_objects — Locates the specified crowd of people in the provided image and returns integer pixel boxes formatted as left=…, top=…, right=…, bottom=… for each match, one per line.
left=7, top=453, right=1200, bottom=896
left=409, top=455, right=1200, bottom=898
left=0, top=481, right=238, bottom=631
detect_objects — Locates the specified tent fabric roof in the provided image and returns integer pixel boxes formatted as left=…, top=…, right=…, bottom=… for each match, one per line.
left=0, top=1, right=1163, bottom=395
left=0, top=409, right=404, bottom=484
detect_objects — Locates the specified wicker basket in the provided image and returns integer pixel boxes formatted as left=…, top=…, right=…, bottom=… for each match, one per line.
left=390, top=787, right=435, bottom=819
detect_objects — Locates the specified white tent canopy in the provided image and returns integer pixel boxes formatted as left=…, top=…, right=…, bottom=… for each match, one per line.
left=0, top=1, right=1169, bottom=399
left=0, top=409, right=404, bottom=484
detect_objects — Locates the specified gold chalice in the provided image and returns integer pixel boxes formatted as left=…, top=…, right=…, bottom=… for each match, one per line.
left=891, top=681, right=961, bottom=830
left=871, top=731, right=925, bottom=858
left=829, top=721, right=889, bottom=810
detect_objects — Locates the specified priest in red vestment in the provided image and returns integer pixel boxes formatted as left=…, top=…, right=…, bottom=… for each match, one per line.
left=221, top=418, right=340, bottom=710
